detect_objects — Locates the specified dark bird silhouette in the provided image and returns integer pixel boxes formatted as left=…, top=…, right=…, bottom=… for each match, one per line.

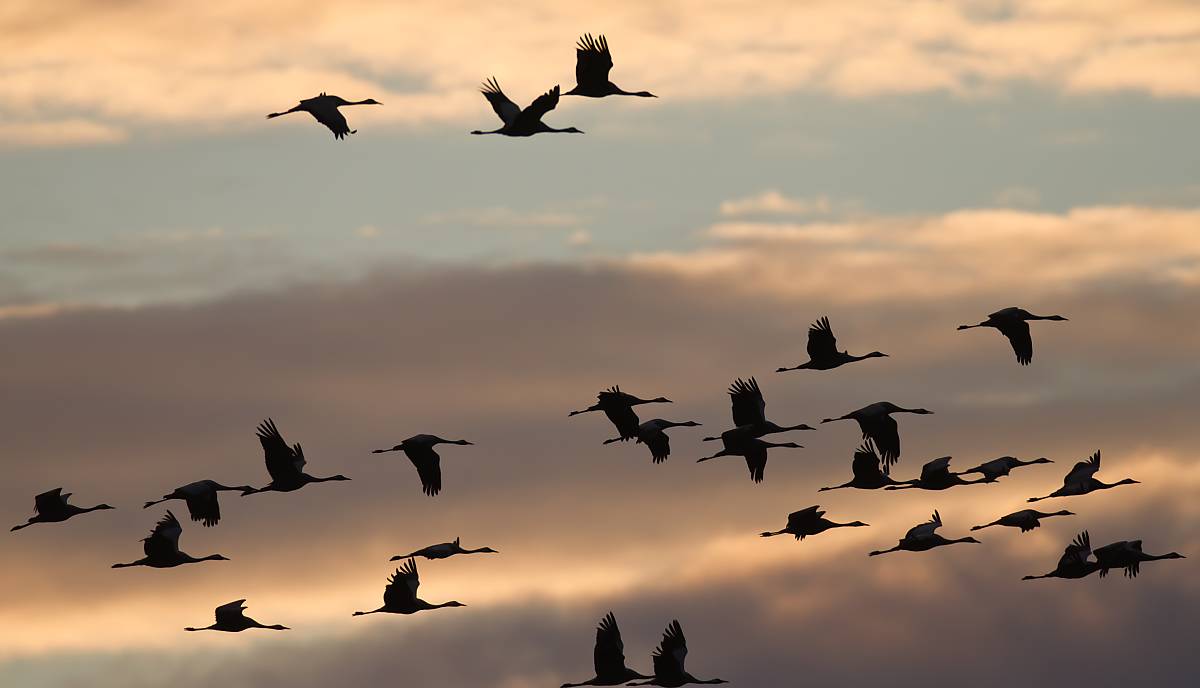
left=629, top=620, right=727, bottom=686
left=1093, top=539, right=1185, bottom=579
left=820, top=402, right=933, bottom=472
left=266, top=93, right=381, bottom=139
left=885, top=456, right=991, bottom=491
left=352, top=557, right=465, bottom=616
left=962, top=455, right=1053, bottom=483
left=697, top=435, right=802, bottom=484
left=777, top=316, right=887, bottom=372
left=391, top=536, right=498, bottom=561
left=242, top=419, right=350, bottom=496
left=371, top=434, right=473, bottom=497
left=760, top=505, right=868, bottom=540
left=1027, top=450, right=1138, bottom=502
left=185, top=600, right=288, bottom=632
left=971, top=508, right=1074, bottom=533
left=112, top=511, right=229, bottom=568
left=570, top=386, right=672, bottom=442
left=604, top=419, right=702, bottom=464
left=10, top=488, right=113, bottom=531
left=1022, top=531, right=1099, bottom=580
left=564, top=34, right=656, bottom=98
left=560, top=612, right=651, bottom=687
left=143, top=480, right=254, bottom=527
left=702, top=377, right=814, bottom=441
left=956, top=307, right=1068, bottom=365
left=471, top=79, right=583, bottom=136
left=869, top=510, right=979, bottom=556
left=818, top=441, right=902, bottom=491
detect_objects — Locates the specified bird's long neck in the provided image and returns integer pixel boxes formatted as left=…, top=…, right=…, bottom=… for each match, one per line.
left=950, top=537, right=976, bottom=545
left=347, top=99, right=375, bottom=106
left=143, top=498, right=168, bottom=508
left=79, top=505, right=108, bottom=514
left=1144, top=552, right=1183, bottom=562
left=1022, top=573, right=1051, bottom=580
left=427, top=600, right=462, bottom=609
left=817, top=482, right=850, bottom=492
left=112, top=558, right=147, bottom=568
left=464, top=547, right=492, bottom=554
left=470, top=128, right=503, bottom=135
left=10, top=521, right=34, bottom=531
left=760, top=529, right=788, bottom=537
left=697, top=450, right=729, bottom=462
left=183, top=625, right=215, bottom=632
left=353, top=608, right=384, bottom=616
left=778, top=361, right=813, bottom=372
left=829, top=520, right=867, bottom=529
left=869, top=545, right=900, bottom=556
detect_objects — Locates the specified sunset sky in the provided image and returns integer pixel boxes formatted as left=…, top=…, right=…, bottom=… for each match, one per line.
left=2, top=2, right=1199, bottom=686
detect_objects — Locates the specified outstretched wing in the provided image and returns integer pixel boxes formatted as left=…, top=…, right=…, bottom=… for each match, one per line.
left=743, top=441, right=769, bottom=484
left=786, top=505, right=824, bottom=530
left=144, top=510, right=183, bottom=558
left=575, top=33, right=614, bottom=89
left=920, top=456, right=953, bottom=481
left=643, top=428, right=672, bottom=464
left=1058, top=530, right=1092, bottom=568
left=851, top=441, right=884, bottom=481
left=34, top=488, right=67, bottom=515
left=257, top=419, right=303, bottom=482
left=807, top=316, right=839, bottom=361
left=184, top=487, right=221, bottom=527
left=650, top=620, right=688, bottom=681
left=604, top=405, right=641, bottom=441
left=517, top=85, right=561, bottom=127
left=309, top=105, right=353, bottom=140
left=1062, top=451, right=1100, bottom=487
left=861, top=414, right=900, bottom=471
left=995, top=319, right=1033, bottom=365
left=406, top=445, right=443, bottom=496
left=728, top=377, right=767, bottom=427
left=384, top=558, right=421, bottom=608
left=479, top=77, right=521, bottom=124
left=214, top=599, right=247, bottom=626
left=593, top=611, right=630, bottom=679
left=906, top=510, right=942, bottom=540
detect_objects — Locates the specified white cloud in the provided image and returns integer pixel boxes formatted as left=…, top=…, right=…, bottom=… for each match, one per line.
left=719, top=190, right=833, bottom=217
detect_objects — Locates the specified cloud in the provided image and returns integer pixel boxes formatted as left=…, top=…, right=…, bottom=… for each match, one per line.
left=421, top=206, right=583, bottom=229
left=718, top=190, right=833, bottom=217
left=0, top=119, right=127, bottom=148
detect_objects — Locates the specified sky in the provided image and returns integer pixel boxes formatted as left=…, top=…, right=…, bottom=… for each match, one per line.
left=2, top=1, right=1199, bottom=686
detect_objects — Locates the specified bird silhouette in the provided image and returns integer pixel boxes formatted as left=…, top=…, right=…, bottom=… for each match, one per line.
left=266, top=93, right=381, bottom=139
left=391, top=536, right=498, bottom=561
left=471, top=79, right=583, bottom=136
left=629, top=619, right=727, bottom=686
left=697, top=435, right=802, bottom=484
left=1027, top=450, right=1138, bottom=502
left=560, top=612, right=651, bottom=687
left=371, top=434, right=473, bottom=496
left=760, top=505, right=868, bottom=540
left=885, top=456, right=991, bottom=491
left=1093, top=539, right=1185, bottom=579
left=563, top=34, right=656, bottom=98
left=777, top=317, right=888, bottom=372
left=818, top=441, right=902, bottom=491
left=185, top=599, right=289, bottom=632
left=352, top=557, right=466, bottom=616
left=1022, top=531, right=1099, bottom=580
left=143, top=480, right=254, bottom=527
left=10, top=488, right=114, bottom=531
left=242, top=419, right=350, bottom=496
left=604, top=419, right=702, bottom=463
left=821, top=402, right=933, bottom=472
left=570, top=386, right=672, bottom=442
left=869, top=510, right=980, bottom=556
left=962, top=455, right=1053, bottom=483
left=971, top=508, right=1075, bottom=533
left=957, top=307, right=1068, bottom=365
left=112, top=511, right=229, bottom=568
left=702, top=377, right=814, bottom=442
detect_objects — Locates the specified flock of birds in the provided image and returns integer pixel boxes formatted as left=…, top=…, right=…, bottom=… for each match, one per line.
left=12, top=30, right=1189, bottom=685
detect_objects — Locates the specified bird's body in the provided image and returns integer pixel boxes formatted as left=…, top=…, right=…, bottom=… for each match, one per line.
left=1023, top=531, right=1100, bottom=580
left=1027, top=451, right=1138, bottom=502
left=628, top=620, right=727, bottom=686
left=266, top=93, right=381, bottom=139
left=570, top=386, right=672, bottom=442
left=1093, top=539, right=1185, bottom=579
left=760, top=505, right=868, bottom=540
left=869, top=510, right=980, bottom=556
left=112, top=511, right=229, bottom=569
left=962, top=455, right=1052, bottom=482
left=605, top=418, right=701, bottom=463
left=564, top=34, right=656, bottom=98
left=243, top=419, right=350, bottom=496
left=971, top=508, right=1074, bottom=533
left=391, top=536, right=498, bottom=561
left=703, top=377, right=814, bottom=441
left=560, top=612, right=651, bottom=687
left=185, top=599, right=288, bottom=632
left=353, top=557, right=465, bottom=616
left=471, top=79, right=583, bottom=136
left=697, top=433, right=802, bottom=484
left=10, top=488, right=113, bottom=531
left=143, top=479, right=253, bottom=527
left=821, top=401, right=933, bottom=472
left=885, top=456, right=990, bottom=491
left=371, top=434, right=473, bottom=496
left=957, top=306, right=1067, bottom=365
left=818, top=441, right=902, bottom=491
left=777, top=317, right=887, bottom=372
